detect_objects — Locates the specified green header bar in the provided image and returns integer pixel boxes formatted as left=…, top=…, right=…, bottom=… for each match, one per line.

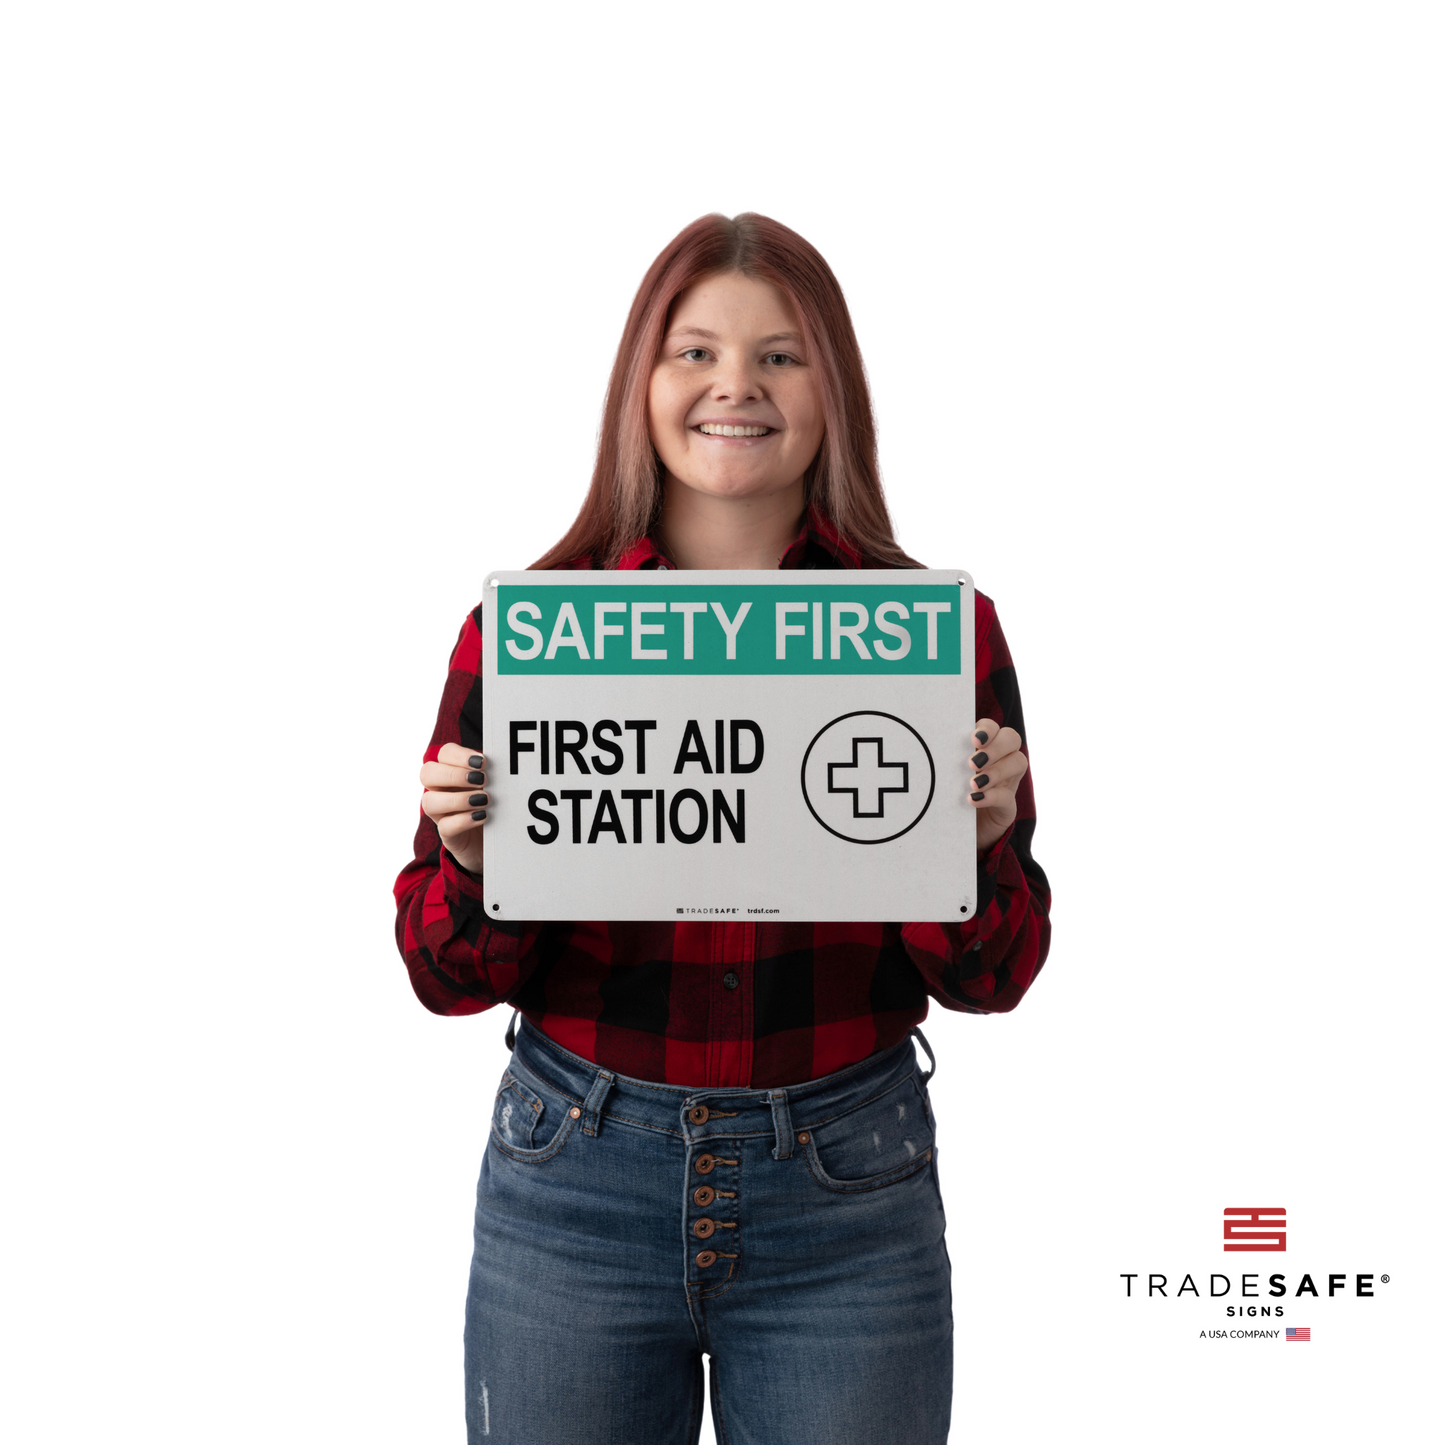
left=496, top=584, right=962, bottom=675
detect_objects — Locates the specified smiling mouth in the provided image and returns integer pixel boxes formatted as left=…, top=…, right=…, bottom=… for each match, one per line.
left=696, top=423, right=773, bottom=437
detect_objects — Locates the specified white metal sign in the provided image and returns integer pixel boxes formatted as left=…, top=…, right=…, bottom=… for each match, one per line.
left=481, top=570, right=975, bottom=922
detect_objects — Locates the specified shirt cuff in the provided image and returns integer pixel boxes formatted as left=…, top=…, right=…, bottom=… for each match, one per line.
left=973, top=819, right=1016, bottom=922
left=441, top=845, right=486, bottom=894
left=979, top=819, right=1016, bottom=868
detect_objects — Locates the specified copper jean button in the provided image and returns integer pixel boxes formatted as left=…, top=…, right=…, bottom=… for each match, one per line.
left=688, top=1105, right=710, bottom=1125
left=696, top=1250, right=718, bottom=1268
left=569, top=1107, right=581, bottom=1119
left=694, top=1153, right=716, bottom=1174
left=693, top=1186, right=715, bottom=1207
left=796, top=1131, right=810, bottom=1143
left=692, top=1217, right=716, bottom=1239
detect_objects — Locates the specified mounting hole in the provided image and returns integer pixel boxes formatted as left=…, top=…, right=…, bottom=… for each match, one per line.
left=959, top=905, right=968, bottom=914
left=492, top=903, right=500, bottom=911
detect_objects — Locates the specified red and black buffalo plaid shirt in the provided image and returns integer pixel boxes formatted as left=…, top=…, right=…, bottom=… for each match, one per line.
left=394, top=510, right=1052, bottom=1087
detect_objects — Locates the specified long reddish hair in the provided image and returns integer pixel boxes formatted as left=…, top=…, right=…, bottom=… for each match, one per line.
left=532, top=212, right=916, bottom=569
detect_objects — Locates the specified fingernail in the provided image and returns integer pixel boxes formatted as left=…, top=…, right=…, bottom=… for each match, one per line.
left=971, top=752, right=988, bottom=767
left=973, top=774, right=989, bottom=788
left=468, top=770, right=485, bottom=784
left=974, top=731, right=988, bottom=744
left=970, top=791, right=985, bottom=802
left=468, top=755, right=484, bottom=768
left=469, top=793, right=489, bottom=807
left=471, top=809, right=488, bottom=822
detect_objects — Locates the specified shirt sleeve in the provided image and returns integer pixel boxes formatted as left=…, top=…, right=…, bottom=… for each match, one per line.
left=900, top=591, right=1052, bottom=1013
left=392, top=605, right=545, bottom=1015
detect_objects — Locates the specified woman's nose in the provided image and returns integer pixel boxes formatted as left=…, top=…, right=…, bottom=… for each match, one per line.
left=710, top=358, right=762, bottom=402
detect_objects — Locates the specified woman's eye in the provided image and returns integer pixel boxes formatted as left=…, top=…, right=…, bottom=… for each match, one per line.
left=764, top=352, right=797, bottom=366
left=682, top=348, right=710, bottom=362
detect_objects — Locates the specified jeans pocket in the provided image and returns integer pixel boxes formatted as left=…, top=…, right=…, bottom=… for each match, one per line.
left=802, top=1073, right=936, bottom=1194
left=489, top=1068, right=578, bottom=1162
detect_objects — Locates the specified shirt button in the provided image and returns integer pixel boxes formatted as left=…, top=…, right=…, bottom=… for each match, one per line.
left=693, top=1185, right=715, bottom=1207
left=722, top=971, right=739, bottom=990
left=688, top=1105, right=710, bottom=1125
left=692, top=1218, right=716, bottom=1239
left=973, top=940, right=983, bottom=952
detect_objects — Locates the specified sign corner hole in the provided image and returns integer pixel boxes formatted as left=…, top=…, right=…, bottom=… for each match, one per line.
left=492, top=903, right=500, bottom=911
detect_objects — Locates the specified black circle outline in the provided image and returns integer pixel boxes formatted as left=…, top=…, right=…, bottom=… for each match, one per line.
left=800, top=710, right=936, bottom=845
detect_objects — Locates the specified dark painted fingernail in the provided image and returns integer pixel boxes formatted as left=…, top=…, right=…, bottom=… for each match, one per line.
left=970, top=791, right=985, bottom=802
left=469, top=793, right=488, bottom=807
left=468, top=755, right=484, bottom=768
left=471, top=809, right=488, bottom=822
left=971, top=752, right=988, bottom=767
left=973, top=774, right=989, bottom=788
left=974, top=731, right=988, bottom=744
left=468, top=770, right=485, bottom=784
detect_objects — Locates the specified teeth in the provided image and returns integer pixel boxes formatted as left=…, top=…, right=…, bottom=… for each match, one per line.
left=699, top=423, right=770, bottom=437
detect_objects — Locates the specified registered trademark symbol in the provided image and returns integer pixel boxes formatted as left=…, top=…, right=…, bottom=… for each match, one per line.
left=1380, top=1274, right=1390, bottom=1283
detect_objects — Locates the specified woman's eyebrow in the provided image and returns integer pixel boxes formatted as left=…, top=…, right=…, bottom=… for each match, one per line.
left=664, top=326, right=803, bottom=345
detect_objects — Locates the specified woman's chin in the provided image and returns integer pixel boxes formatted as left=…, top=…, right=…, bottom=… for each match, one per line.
left=665, top=470, right=806, bottom=507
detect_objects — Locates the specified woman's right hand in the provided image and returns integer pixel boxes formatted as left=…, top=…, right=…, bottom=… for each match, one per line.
left=419, top=743, right=489, bottom=875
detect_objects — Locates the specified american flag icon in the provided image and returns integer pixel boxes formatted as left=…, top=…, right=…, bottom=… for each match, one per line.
left=1286, top=1327, right=1311, bottom=1342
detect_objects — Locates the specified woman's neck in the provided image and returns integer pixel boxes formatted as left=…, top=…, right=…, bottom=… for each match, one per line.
left=655, top=477, right=807, bottom=570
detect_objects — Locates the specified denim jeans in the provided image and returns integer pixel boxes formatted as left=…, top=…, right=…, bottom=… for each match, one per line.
left=463, top=1016, right=952, bottom=1443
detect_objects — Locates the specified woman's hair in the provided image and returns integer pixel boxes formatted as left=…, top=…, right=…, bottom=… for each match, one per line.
left=532, top=212, right=916, bottom=569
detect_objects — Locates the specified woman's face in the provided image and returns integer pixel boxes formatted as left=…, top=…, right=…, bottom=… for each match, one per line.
left=648, top=271, right=825, bottom=505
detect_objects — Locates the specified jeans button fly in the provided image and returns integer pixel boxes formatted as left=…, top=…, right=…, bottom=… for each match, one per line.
left=693, top=1186, right=715, bottom=1207
left=694, top=1153, right=716, bottom=1174
left=692, top=1218, right=716, bottom=1239
left=696, top=1250, right=718, bottom=1268
left=688, top=1105, right=710, bottom=1125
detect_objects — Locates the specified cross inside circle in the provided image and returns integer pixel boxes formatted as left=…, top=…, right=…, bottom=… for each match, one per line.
left=827, top=737, right=909, bottom=819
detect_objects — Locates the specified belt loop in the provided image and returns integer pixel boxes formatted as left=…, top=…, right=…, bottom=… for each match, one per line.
left=580, top=1068, right=615, bottom=1137
left=910, top=1026, right=936, bottom=1086
left=504, top=1009, right=519, bottom=1052
left=769, top=1089, right=794, bottom=1160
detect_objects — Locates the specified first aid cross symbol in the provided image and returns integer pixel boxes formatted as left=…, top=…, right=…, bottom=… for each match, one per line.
left=827, top=737, right=909, bottom=819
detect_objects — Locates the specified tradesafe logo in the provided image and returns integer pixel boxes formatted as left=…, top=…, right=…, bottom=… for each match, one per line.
left=1119, top=1204, right=1391, bottom=1340
left=1224, top=1206, right=1286, bottom=1251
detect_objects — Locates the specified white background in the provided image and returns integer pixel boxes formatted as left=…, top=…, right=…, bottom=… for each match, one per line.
left=2, top=3, right=1440, bottom=1441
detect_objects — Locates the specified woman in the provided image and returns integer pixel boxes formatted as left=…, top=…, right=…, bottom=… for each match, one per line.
left=394, top=213, right=1051, bottom=1444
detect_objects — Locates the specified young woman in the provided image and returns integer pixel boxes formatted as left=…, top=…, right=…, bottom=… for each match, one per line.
left=394, top=213, right=1051, bottom=1445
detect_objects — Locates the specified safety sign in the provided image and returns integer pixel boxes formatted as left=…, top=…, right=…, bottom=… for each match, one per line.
left=481, top=570, right=975, bottom=922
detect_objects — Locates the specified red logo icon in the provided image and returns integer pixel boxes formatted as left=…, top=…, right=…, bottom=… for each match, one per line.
left=1223, top=1207, right=1286, bottom=1251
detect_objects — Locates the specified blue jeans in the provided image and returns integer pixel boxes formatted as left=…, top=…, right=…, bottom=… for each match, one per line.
left=464, top=1017, right=953, bottom=1443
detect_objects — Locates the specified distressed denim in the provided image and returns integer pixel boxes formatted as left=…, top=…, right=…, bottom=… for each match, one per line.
left=464, top=1017, right=952, bottom=1443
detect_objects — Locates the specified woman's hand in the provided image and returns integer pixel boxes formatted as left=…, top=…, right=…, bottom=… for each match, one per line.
left=968, top=719, right=1027, bottom=855
left=419, top=743, right=489, bottom=876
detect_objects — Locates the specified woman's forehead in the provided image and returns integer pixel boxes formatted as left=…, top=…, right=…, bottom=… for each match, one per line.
left=666, top=271, right=799, bottom=338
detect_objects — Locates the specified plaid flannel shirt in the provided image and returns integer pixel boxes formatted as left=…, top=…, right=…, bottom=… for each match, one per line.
left=394, top=510, right=1051, bottom=1087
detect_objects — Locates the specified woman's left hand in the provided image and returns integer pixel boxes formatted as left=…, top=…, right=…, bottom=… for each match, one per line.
left=968, top=718, right=1027, bottom=855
